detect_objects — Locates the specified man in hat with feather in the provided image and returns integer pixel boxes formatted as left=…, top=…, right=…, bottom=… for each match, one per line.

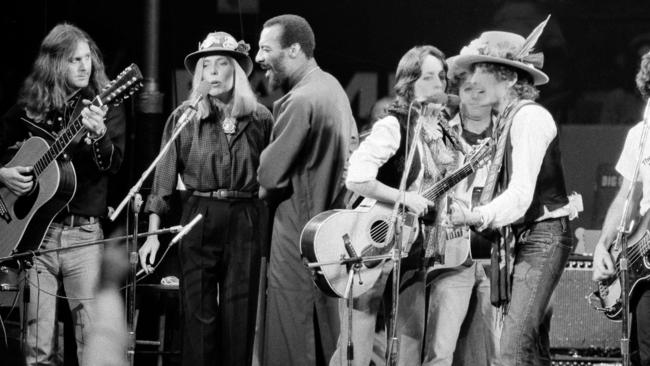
left=449, top=16, right=579, bottom=365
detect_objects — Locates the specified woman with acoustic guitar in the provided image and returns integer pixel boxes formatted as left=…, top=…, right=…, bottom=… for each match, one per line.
left=329, top=45, right=464, bottom=366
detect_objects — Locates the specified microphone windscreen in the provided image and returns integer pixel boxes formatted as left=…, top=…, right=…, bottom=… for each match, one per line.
left=417, top=92, right=460, bottom=107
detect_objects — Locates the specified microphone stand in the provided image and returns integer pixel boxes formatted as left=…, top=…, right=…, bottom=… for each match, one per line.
left=613, top=99, right=650, bottom=366
left=126, top=193, right=142, bottom=365
left=109, top=97, right=201, bottom=366
left=306, top=252, right=399, bottom=365
left=0, top=225, right=182, bottom=365
left=385, top=102, right=428, bottom=366
left=0, top=226, right=182, bottom=263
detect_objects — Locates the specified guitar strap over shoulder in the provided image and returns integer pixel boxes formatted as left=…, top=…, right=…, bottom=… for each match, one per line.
left=475, top=99, right=535, bottom=309
left=479, top=100, right=535, bottom=205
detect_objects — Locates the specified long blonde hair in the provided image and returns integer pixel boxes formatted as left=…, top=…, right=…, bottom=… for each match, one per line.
left=187, top=56, right=257, bottom=119
left=18, top=23, right=109, bottom=120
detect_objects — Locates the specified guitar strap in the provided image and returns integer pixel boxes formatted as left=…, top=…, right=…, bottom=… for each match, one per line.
left=67, top=88, right=95, bottom=149
left=477, top=99, right=535, bottom=309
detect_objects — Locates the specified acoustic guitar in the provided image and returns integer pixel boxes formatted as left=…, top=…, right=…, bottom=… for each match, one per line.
left=300, top=139, right=492, bottom=298
left=0, top=64, right=143, bottom=257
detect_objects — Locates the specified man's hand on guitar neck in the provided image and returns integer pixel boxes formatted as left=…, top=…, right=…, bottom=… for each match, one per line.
left=81, top=99, right=108, bottom=139
left=592, top=242, right=615, bottom=281
left=0, top=166, right=34, bottom=196
left=402, top=191, right=434, bottom=217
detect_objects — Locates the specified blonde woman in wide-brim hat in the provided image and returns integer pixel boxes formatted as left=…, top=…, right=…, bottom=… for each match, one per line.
left=140, top=31, right=274, bottom=366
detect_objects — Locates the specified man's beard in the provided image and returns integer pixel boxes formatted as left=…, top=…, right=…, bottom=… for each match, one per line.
left=266, top=55, right=291, bottom=93
left=268, top=69, right=293, bottom=94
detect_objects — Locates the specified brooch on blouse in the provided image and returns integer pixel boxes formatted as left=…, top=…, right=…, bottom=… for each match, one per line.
left=222, top=117, right=237, bottom=135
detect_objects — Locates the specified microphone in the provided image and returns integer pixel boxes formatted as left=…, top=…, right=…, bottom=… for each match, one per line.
left=415, top=92, right=460, bottom=108
left=170, top=213, right=203, bottom=246
left=136, top=215, right=203, bottom=277
left=175, top=81, right=211, bottom=127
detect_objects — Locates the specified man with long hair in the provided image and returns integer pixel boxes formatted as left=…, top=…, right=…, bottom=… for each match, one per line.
left=255, top=14, right=358, bottom=366
left=593, top=50, right=650, bottom=366
left=0, top=23, right=125, bottom=365
left=449, top=26, right=576, bottom=365
left=139, top=31, right=273, bottom=366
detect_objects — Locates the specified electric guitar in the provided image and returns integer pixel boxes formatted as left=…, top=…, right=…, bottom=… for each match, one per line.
left=591, top=211, right=650, bottom=321
left=427, top=186, right=497, bottom=272
left=0, top=64, right=143, bottom=257
left=300, top=139, right=492, bottom=298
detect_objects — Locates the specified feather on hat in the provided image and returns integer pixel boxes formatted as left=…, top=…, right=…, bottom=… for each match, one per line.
left=448, top=15, right=551, bottom=85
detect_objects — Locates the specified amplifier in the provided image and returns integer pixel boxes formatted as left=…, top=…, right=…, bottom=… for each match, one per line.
left=550, top=257, right=620, bottom=351
left=551, top=355, right=620, bottom=365
left=0, top=264, right=20, bottom=307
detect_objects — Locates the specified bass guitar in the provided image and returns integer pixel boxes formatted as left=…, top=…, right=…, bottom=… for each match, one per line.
left=300, top=139, right=492, bottom=298
left=591, top=211, right=650, bottom=321
left=0, top=64, right=143, bottom=258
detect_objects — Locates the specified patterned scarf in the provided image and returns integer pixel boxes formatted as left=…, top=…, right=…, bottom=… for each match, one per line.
left=420, top=111, right=465, bottom=261
left=479, top=99, right=534, bottom=309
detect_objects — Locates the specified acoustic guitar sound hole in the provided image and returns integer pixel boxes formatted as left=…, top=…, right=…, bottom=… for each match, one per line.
left=369, top=220, right=389, bottom=244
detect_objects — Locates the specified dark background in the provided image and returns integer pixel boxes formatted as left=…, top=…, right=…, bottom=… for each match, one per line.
left=0, top=0, right=647, bottom=257
left=1, top=1, right=649, bottom=364
left=3, top=0, right=650, bottom=124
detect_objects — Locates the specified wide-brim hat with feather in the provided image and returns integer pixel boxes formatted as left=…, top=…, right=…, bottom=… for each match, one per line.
left=184, top=31, right=253, bottom=76
left=448, top=15, right=551, bottom=86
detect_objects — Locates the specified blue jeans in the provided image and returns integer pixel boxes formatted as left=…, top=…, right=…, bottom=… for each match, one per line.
left=24, top=222, right=103, bottom=366
left=423, top=261, right=500, bottom=366
left=500, top=217, right=574, bottom=366
left=329, top=265, right=426, bottom=366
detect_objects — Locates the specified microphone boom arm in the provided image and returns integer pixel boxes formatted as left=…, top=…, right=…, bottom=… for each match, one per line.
left=110, top=97, right=202, bottom=221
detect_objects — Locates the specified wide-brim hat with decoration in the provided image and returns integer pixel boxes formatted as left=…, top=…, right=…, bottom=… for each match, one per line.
left=184, top=31, right=253, bottom=76
left=448, top=15, right=551, bottom=86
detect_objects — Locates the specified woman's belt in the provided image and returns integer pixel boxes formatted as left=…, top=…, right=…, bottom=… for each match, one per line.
left=191, top=189, right=256, bottom=199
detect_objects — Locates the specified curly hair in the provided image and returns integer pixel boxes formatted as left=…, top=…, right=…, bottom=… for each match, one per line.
left=472, top=62, right=540, bottom=101
left=393, top=45, right=447, bottom=104
left=264, top=14, right=315, bottom=59
left=18, top=23, right=109, bottom=120
left=636, top=50, right=650, bottom=99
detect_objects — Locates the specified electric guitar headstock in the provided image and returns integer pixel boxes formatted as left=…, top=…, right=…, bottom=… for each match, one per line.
left=467, top=138, right=493, bottom=170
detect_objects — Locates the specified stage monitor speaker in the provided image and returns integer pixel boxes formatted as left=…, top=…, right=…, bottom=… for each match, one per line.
left=550, top=258, right=620, bottom=350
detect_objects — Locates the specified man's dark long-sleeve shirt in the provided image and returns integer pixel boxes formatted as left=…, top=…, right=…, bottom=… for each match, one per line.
left=0, top=89, right=126, bottom=217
